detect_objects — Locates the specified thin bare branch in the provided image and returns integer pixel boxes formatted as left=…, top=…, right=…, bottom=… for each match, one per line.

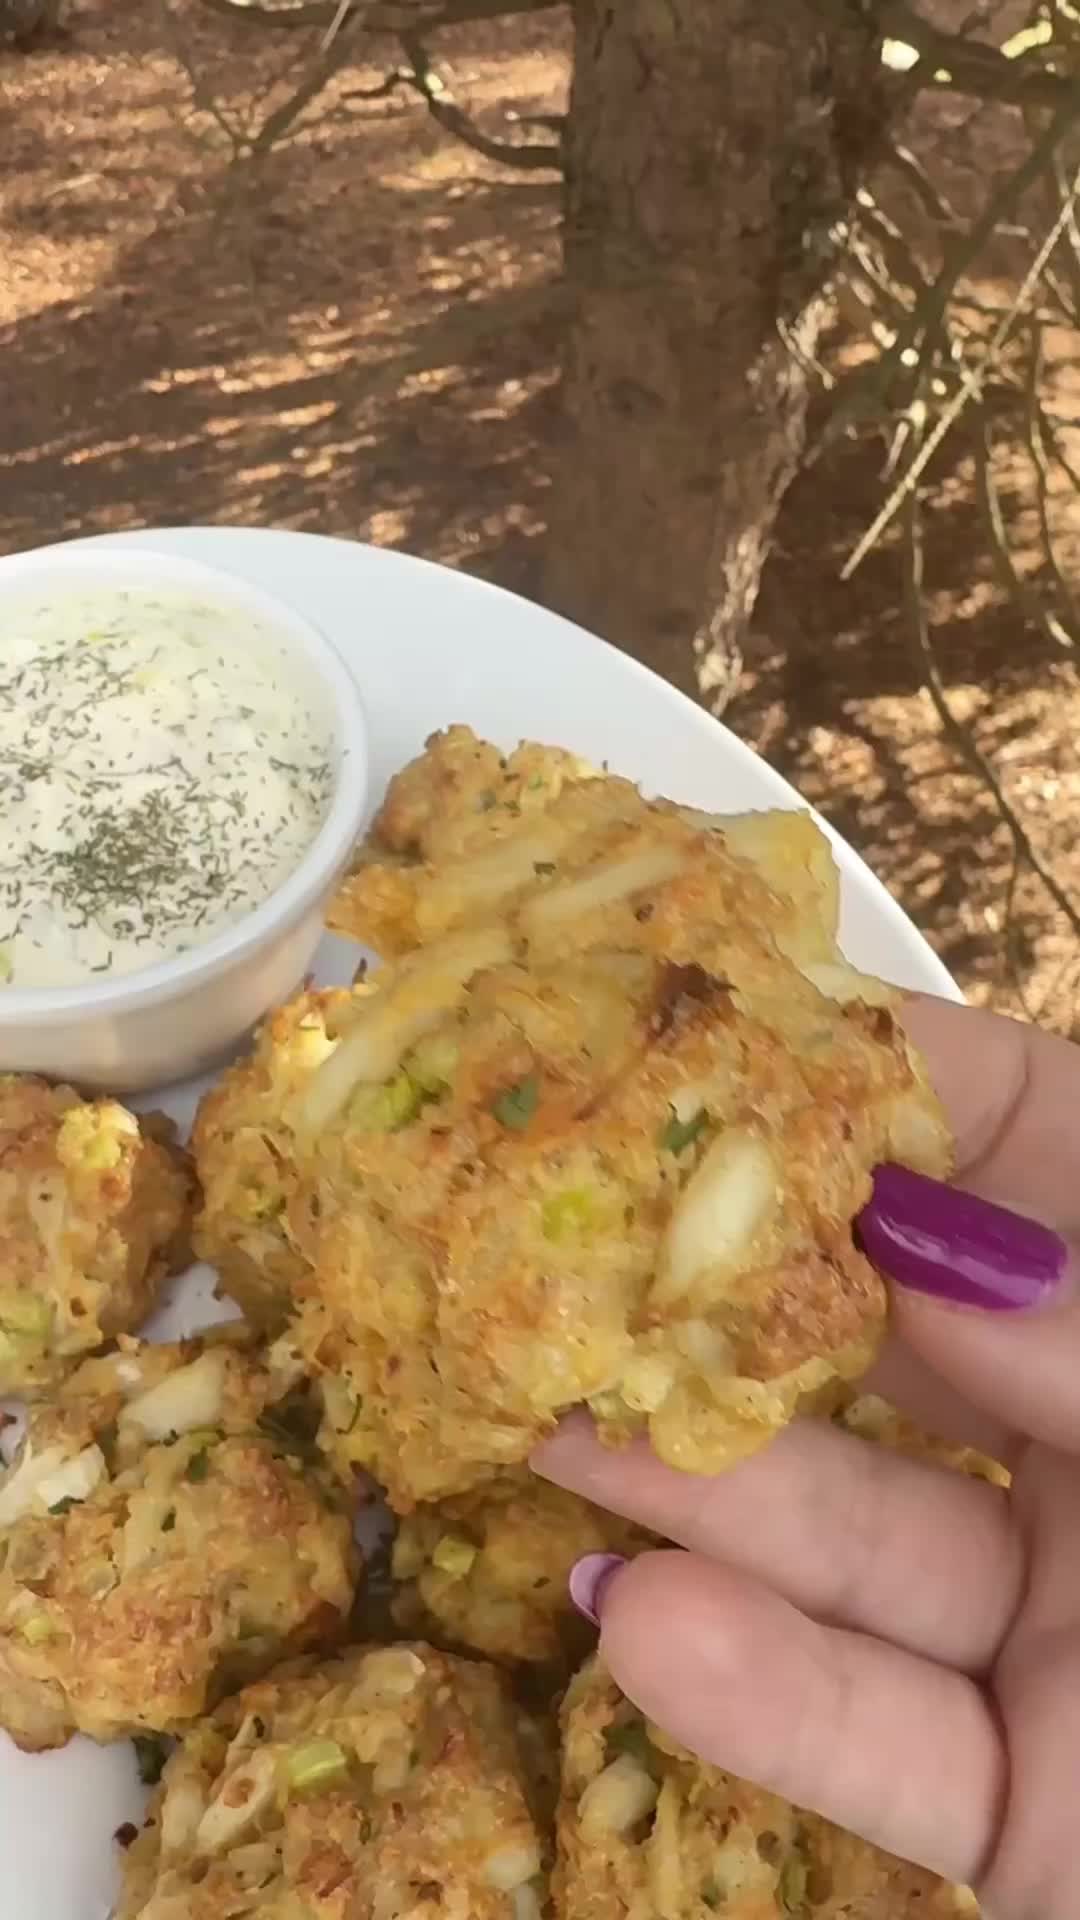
left=903, top=460, right=1080, bottom=944
left=397, top=30, right=562, bottom=169
left=880, top=0, right=1080, bottom=110
left=841, top=148, right=1080, bottom=579
left=1021, top=318, right=1080, bottom=638
left=878, top=142, right=960, bottom=227
left=249, top=16, right=360, bottom=149
left=194, top=0, right=555, bottom=30
left=814, top=92, right=1080, bottom=467
left=976, top=414, right=1074, bottom=648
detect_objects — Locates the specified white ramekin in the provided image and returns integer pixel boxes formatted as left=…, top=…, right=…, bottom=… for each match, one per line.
left=0, top=544, right=369, bottom=1093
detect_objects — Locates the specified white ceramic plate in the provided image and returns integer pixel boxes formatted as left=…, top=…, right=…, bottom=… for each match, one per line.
left=0, top=529, right=961, bottom=1920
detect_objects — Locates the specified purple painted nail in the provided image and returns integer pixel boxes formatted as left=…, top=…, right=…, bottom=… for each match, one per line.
left=859, top=1163, right=1069, bottom=1311
left=568, top=1552, right=626, bottom=1626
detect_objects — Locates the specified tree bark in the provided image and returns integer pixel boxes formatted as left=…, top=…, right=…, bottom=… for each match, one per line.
left=545, top=0, right=887, bottom=710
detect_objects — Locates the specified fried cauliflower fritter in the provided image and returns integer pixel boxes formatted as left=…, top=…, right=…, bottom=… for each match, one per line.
left=327, top=726, right=848, bottom=991
left=0, top=1074, right=192, bottom=1397
left=392, top=1473, right=656, bottom=1668
left=116, top=1642, right=548, bottom=1920
left=555, top=1657, right=977, bottom=1919
left=289, top=885, right=947, bottom=1506
left=0, top=1329, right=359, bottom=1750
left=191, top=730, right=949, bottom=1509
left=190, top=988, right=354, bottom=1326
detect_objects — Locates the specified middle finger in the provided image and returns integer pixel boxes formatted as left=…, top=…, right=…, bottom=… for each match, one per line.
left=532, top=1410, right=1023, bottom=1672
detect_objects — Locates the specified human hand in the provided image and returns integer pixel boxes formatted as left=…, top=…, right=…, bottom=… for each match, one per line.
left=532, top=997, right=1080, bottom=1920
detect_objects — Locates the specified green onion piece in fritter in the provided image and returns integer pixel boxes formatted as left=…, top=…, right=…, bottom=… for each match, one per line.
left=18, top=1612, right=56, bottom=1645
left=780, top=1854, right=809, bottom=1914
left=0, top=1291, right=52, bottom=1340
left=541, top=1187, right=598, bottom=1241
left=659, top=1106, right=708, bottom=1155
left=492, top=1074, right=539, bottom=1130
left=348, top=1070, right=424, bottom=1132
left=47, top=1495, right=81, bottom=1516
left=285, top=1739, right=349, bottom=1793
left=431, top=1533, right=478, bottom=1577
left=406, top=1030, right=460, bottom=1094
left=185, top=1450, right=211, bottom=1484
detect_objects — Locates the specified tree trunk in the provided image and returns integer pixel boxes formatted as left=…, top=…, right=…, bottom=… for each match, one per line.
left=545, top=0, right=886, bottom=710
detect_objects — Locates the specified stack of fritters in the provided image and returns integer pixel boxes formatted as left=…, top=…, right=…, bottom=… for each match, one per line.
left=0, top=727, right=983, bottom=1918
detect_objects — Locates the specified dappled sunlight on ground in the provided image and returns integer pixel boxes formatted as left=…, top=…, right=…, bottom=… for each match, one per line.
left=4, top=0, right=1080, bottom=1027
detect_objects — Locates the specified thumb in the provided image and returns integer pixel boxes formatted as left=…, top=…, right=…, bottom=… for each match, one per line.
left=861, top=1160, right=1080, bottom=1453
left=876, top=996, right=1080, bottom=1454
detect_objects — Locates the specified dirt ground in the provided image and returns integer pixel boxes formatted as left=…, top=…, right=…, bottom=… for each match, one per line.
left=4, top=0, right=1080, bottom=1028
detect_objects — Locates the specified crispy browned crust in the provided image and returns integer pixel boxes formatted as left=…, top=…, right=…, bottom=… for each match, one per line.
left=392, top=1473, right=657, bottom=1669
left=116, top=1643, right=547, bottom=1920
left=199, top=730, right=952, bottom=1509
left=190, top=988, right=356, bottom=1326
left=0, top=1074, right=193, bottom=1397
left=0, top=1330, right=359, bottom=1749
left=291, top=944, right=946, bottom=1507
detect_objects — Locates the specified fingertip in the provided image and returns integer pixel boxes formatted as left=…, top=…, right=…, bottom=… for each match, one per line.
left=861, top=1163, right=1070, bottom=1314
left=529, top=1407, right=600, bottom=1480
left=594, top=1550, right=736, bottom=1699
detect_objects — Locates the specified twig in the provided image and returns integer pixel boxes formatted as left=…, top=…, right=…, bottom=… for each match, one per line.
left=814, top=90, right=1080, bottom=467
left=1022, top=318, right=1080, bottom=640
left=903, top=440, right=1080, bottom=943
left=880, top=0, right=1080, bottom=110
left=841, top=149, right=1080, bottom=580
left=164, top=4, right=249, bottom=154
left=194, top=0, right=554, bottom=30
left=879, top=143, right=960, bottom=227
left=249, top=18, right=360, bottom=150
left=319, top=0, right=352, bottom=49
left=396, top=30, right=561, bottom=169
left=976, top=414, right=1074, bottom=649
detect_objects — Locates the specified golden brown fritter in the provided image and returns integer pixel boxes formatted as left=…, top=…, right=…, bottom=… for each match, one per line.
left=392, top=1473, right=656, bottom=1668
left=555, top=1657, right=977, bottom=1919
left=327, top=727, right=849, bottom=990
left=190, top=988, right=355, bottom=1326
left=0, top=1328, right=359, bottom=1750
left=193, top=731, right=948, bottom=1508
left=288, top=859, right=948, bottom=1507
left=0, top=1074, right=192, bottom=1397
left=116, top=1642, right=548, bottom=1920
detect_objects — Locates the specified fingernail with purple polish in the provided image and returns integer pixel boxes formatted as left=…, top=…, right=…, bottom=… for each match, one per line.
left=859, top=1163, right=1069, bottom=1311
left=569, top=1553, right=626, bottom=1626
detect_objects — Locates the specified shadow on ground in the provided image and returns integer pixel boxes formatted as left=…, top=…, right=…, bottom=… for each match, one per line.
left=4, top=0, right=1080, bottom=1024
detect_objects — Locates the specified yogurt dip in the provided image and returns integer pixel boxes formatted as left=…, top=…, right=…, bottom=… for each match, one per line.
left=0, top=586, right=335, bottom=989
